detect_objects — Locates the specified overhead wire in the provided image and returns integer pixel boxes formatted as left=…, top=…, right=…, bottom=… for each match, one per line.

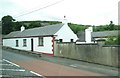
left=15, top=0, right=64, bottom=18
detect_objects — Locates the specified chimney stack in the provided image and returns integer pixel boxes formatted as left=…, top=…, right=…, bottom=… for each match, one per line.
left=85, top=26, right=93, bottom=43
left=21, top=26, right=25, bottom=32
left=62, top=16, right=68, bottom=24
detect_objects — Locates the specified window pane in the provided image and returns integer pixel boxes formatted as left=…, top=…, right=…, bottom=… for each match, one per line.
left=23, top=39, right=27, bottom=47
left=59, top=39, right=63, bottom=42
left=71, top=39, right=74, bottom=42
left=16, top=40, right=18, bottom=47
left=38, top=37, right=43, bottom=46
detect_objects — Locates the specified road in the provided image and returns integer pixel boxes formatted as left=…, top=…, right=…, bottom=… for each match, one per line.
left=1, top=47, right=44, bottom=78
left=1, top=47, right=119, bottom=78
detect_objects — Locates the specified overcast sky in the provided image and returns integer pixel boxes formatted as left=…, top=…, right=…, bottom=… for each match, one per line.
left=1, top=0, right=119, bottom=25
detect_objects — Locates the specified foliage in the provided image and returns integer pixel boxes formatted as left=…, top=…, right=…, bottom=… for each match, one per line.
left=2, top=15, right=15, bottom=34
left=93, top=21, right=120, bottom=32
left=114, top=35, right=120, bottom=45
left=12, top=22, right=23, bottom=31
left=47, top=21, right=61, bottom=25
left=28, top=22, right=42, bottom=28
left=1, top=15, right=120, bottom=35
left=105, top=35, right=120, bottom=45
left=93, top=25, right=120, bottom=32
left=68, top=23, right=88, bottom=34
left=108, top=21, right=114, bottom=30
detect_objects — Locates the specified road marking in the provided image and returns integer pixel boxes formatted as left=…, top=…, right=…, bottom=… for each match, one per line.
left=2, top=59, right=43, bottom=77
left=0, top=69, right=25, bottom=71
left=0, top=64, right=13, bottom=66
left=30, top=71, right=43, bottom=76
left=3, top=59, right=20, bottom=67
left=69, top=64, right=77, bottom=68
left=0, top=75, right=2, bottom=77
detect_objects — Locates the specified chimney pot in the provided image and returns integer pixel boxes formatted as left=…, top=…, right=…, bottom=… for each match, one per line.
left=62, top=16, right=68, bottom=24
left=21, top=26, right=25, bottom=32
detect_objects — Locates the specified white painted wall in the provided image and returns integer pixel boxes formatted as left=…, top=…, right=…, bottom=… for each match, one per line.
left=3, top=36, right=53, bottom=54
left=33, top=37, right=53, bottom=54
left=55, top=24, right=78, bottom=42
left=85, top=27, right=93, bottom=43
left=3, top=38, right=31, bottom=51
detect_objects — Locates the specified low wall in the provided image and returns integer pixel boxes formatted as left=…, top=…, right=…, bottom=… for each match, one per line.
left=54, top=42, right=119, bottom=67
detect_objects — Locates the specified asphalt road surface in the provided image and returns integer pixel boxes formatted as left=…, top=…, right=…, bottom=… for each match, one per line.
left=0, top=48, right=44, bottom=78
left=1, top=59, right=43, bottom=78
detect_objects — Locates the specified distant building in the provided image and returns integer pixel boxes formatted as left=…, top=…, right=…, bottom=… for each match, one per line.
left=76, top=27, right=94, bottom=44
left=91, top=30, right=119, bottom=41
left=77, top=29, right=119, bottom=44
left=2, top=19, right=78, bottom=56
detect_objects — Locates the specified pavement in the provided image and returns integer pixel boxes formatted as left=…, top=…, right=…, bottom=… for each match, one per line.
left=2, top=46, right=119, bottom=77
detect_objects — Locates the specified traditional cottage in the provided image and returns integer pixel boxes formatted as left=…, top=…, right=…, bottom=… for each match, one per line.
left=3, top=21, right=78, bottom=56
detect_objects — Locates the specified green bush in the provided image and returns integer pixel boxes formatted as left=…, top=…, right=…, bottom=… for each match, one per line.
left=105, top=35, right=120, bottom=45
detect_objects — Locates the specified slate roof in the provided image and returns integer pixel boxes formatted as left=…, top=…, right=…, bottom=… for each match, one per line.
left=92, top=30, right=119, bottom=38
left=76, top=31, right=85, bottom=42
left=4, top=23, right=64, bottom=38
left=0, top=21, right=1, bottom=26
left=77, top=30, right=119, bottom=42
left=77, top=31, right=95, bottom=42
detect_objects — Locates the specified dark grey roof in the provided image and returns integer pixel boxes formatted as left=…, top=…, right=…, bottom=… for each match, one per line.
left=92, top=30, right=120, bottom=38
left=4, top=31, right=20, bottom=38
left=77, top=31, right=94, bottom=42
left=4, top=24, right=64, bottom=38
left=0, top=21, right=1, bottom=27
left=77, top=31, right=85, bottom=42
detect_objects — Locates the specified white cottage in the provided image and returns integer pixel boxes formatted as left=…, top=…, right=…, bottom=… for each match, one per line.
left=3, top=22, right=78, bottom=56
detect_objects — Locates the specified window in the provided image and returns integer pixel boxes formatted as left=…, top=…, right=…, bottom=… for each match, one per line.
left=38, top=37, right=43, bottom=46
left=71, top=39, right=74, bottom=42
left=59, top=39, right=63, bottom=42
left=23, top=39, right=27, bottom=47
left=16, top=40, right=19, bottom=47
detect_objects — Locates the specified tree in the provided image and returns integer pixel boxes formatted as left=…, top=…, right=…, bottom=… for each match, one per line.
left=12, top=22, right=23, bottom=31
left=2, top=15, right=15, bottom=34
left=28, top=22, right=42, bottom=28
left=108, top=21, right=114, bottom=30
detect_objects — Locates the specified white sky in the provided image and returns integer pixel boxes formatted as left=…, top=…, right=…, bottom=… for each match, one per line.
left=1, top=0, right=120, bottom=25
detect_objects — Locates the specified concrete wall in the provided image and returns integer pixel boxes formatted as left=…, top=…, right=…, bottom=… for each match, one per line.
left=54, top=42, right=119, bottom=67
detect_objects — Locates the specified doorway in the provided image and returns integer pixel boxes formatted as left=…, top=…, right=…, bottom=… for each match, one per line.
left=31, top=38, right=33, bottom=51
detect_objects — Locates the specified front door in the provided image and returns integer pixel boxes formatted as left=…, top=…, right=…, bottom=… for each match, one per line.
left=31, top=39, right=33, bottom=51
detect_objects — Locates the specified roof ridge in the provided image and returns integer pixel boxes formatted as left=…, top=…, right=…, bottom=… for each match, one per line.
left=4, top=23, right=64, bottom=38
left=23, top=23, right=63, bottom=31
left=92, top=30, right=119, bottom=33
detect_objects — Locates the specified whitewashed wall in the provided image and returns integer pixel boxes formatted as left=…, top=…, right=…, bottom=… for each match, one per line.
left=3, top=38, right=31, bottom=51
left=85, top=27, right=93, bottom=43
left=33, top=37, right=53, bottom=54
left=55, top=24, right=78, bottom=42
left=3, top=36, right=53, bottom=54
